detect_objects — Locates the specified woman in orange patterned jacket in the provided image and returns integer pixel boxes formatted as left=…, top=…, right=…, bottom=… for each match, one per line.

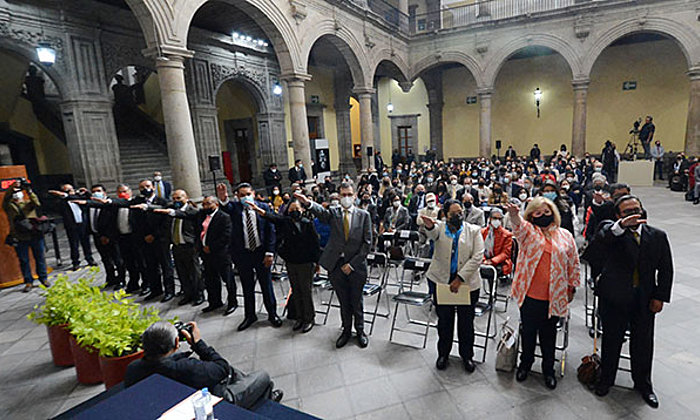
left=505, top=197, right=580, bottom=390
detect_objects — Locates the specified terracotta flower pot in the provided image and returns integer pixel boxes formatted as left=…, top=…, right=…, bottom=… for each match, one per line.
left=46, top=324, right=73, bottom=367
left=99, top=350, right=144, bottom=390
left=69, top=335, right=103, bottom=384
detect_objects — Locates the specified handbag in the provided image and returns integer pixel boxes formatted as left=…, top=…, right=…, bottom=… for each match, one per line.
left=495, top=317, right=519, bottom=372
left=577, top=303, right=601, bottom=388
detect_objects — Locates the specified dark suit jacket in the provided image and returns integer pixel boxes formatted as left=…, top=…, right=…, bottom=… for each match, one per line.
left=153, top=180, right=172, bottom=200
left=167, top=204, right=199, bottom=246
left=58, top=194, right=89, bottom=229
left=590, top=221, right=673, bottom=305
left=130, top=195, right=171, bottom=242
left=262, top=212, right=320, bottom=264
left=84, top=200, right=119, bottom=238
left=288, top=167, right=307, bottom=183
left=198, top=209, right=232, bottom=256
left=219, top=200, right=275, bottom=258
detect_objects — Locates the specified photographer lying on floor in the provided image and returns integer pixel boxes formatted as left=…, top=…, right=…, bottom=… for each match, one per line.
left=125, top=321, right=283, bottom=409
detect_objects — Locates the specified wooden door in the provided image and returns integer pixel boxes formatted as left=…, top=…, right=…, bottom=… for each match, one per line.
left=234, top=128, right=252, bottom=182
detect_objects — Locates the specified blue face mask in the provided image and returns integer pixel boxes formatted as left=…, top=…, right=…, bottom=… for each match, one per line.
left=241, top=195, right=254, bottom=206
left=542, top=192, right=557, bottom=201
left=92, top=192, right=105, bottom=199
left=173, top=201, right=184, bottom=209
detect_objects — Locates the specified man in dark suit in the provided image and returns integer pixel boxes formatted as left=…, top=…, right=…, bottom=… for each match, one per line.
left=529, top=144, right=541, bottom=161
left=262, top=163, right=282, bottom=195
left=589, top=195, right=673, bottom=408
left=408, top=184, right=427, bottom=226
left=49, top=184, right=96, bottom=271
left=130, top=179, right=175, bottom=302
left=295, top=183, right=372, bottom=349
left=374, top=151, right=384, bottom=172
left=217, top=183, right=282, bottom=330
left=152, top=189, right=205, bottom=307
left=153, top=171, right=172, bottom=200
left=288, top=159, right=307, bottom=184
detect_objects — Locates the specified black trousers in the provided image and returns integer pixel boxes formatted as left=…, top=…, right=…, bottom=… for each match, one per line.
left=430, top=282, right=480, bottom=361
left=235, top=248, right=276, bottom=319
left=66, top=222, right=93, bottom=266
left=172, top=244, right=202, bottom=300
left=653, top=160, right=664, bottom=180
left=93, top=234, right=124, bottom=285
left=329, top=262, right=365, bottom=334
left=286, top=262, right=315, bottom=324
left=519, top=296, right=560, bottom=377
left=142, top=239, right=175, bottom=295
left=202, top=252, right=235, bottom=307
left=599, top=288, right=655, bottom=392
left=120, top=234, right=143, bottom=290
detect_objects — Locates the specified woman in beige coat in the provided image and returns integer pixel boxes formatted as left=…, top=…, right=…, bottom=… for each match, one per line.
left=421, top=199, right=485, bottom=373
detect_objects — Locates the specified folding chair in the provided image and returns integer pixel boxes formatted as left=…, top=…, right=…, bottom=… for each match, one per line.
left=312, top=271, right=333, bottom=325
left=388, top=258, right=433, bottom=349
left=394, top=230, right=421, bottom=258
left=494, top=238, right=517, bottom=312
left=363, top=252, right=392, bottom=335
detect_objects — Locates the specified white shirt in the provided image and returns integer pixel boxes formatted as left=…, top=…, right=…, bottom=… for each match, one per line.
left=68, top=201, right=83, bottom=224
left=242, top=207, right=261, bottom=250
left=117, top=207, right=131, bottom=234
left=171, top=203, right=188, bottom=245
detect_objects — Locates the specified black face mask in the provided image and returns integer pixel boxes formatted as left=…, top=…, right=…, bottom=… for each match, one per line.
left=417, top=191, right=425, bottom=196
left=289, top=210, right=302, bottom=221
left=140, top=188, right=153, bottom=197
left=463, top=202, right=472, bottom=209
left=532, top=214, right=554, bottom=228
left=202, top=207, right=215, bottom=215
left=447, top=214, right=462, bottom=229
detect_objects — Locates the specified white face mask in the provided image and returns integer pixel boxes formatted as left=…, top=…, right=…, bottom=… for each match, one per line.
left=519, top=193, right=528, bottom=201
left=504, top=177, right=510, bottom=183
left=427, top=202, right=436, bottom=209
left=154, top=176, right=162, bottom=182
left=331, top=199, right=340, bottom=207
left=491, top=219, right=502, bottom=229
left=12, top=191, right=24, bottom=201
left=451, top=180, right=457, bottom=185
left=392, top=201, right=400, bottom=208
left=272, top=189, right=279, bottom=195
left=340, top=196, right=354, bottom=209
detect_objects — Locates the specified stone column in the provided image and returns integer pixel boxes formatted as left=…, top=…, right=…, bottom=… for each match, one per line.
left=155, top=54, right=203, bottom=200
left=571, top=78, right=590, bottom=158
left=190, top=104, right=222, bottom=193
left=282, top=73, right=313, bottom=175
left=355, top=87, right=376, bottom=172
left=334, top=73, right=356, bottom=175
left=478, top=88, right=493, bottom=158
left=684, top=67, right=700, bottom=156
left=423, top=71, right=444, bottom=159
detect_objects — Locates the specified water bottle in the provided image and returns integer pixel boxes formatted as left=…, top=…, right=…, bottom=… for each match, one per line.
left=192, top=388, right=214, bottom=420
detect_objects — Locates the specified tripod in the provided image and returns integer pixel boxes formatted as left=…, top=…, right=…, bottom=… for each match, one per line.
left=624, top=131, right=640, bottom=161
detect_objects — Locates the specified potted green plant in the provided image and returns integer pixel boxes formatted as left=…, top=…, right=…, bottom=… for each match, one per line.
left=95, top=290, right=161, bottom=389
left=27, top=273, right=92, bottom=367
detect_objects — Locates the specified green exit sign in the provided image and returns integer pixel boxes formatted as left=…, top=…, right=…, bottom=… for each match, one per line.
left=622, top=81, right=637, bottom=91
left=466, top=96, right=477, bottom=104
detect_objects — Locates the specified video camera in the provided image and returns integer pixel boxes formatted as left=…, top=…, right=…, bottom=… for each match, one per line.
left=174, top=321, right=194, bottom=341
left=629, top=118, right=641, bottom=135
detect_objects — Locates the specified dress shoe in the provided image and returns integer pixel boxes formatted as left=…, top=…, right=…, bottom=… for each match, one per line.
left=301, top=323, right=314, bottom=333
left=139, top=287, right=151, bottom=296
left=144, top=291, right=163, bottom=301
left=271, top=389, right=284, bottom=403
left=336, top=331, right=351, bottom=348
left=594, top=385, right=610, bottom=397
left=113, top=282, right=125, bottom=290
left=463, top=359, right=476, bottom=373
left=268, top=315, right=283, bottom=328
left=177, top=297, right=192, bottom=306
left=223, top=303, right=238, bottom=316
left=87, top=260, right=98, bottom=267
left=436, top=356, right=448, bottom=370
left=125, top=285, right=140, bottom=294
left=22, top=283, right=32, bottom=293
left=544, top=375, right=557, bottom=390
left=237, top=316, right=258, bottom=331
left=175, top=290, right=184, bottom=297
left=516, top=366, right=529, bottom=382
left=161, top=293, right=174, bottom=303
left=292, top=320, right=304, bottom=331
left=40, top=279, right=51, bottom=287
left=638, top=389, right=659, bottom=408
left=357, top=332, right=369, bottom=348
left=202, top=303, right=223, bottom=313
left=192, top=296, right=204, bottom=307
left=71, top=264, right=80, bottom=271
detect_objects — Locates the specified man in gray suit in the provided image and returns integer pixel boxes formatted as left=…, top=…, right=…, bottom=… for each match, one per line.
left=295, top=183, right=372, bottom=349
left=462, top=193, right=485, bottom=227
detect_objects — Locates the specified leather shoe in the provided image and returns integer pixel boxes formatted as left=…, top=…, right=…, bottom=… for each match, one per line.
left=160, top=293, right=174, bottom=303
left=175, top=290, right=184, bottom=297
left=271, top=389, right=284, bottom=403
left=238, top=316, right=258, bottom=331
left=192, top=296, right=204, bottom=307
left=336, top=331, right=351, bottom=348
left=139, top=287, right=151, bottom=296
left=177, top=297, right=192, bottom=306
left=268, top=315, right=283, bottom=328
left=301, top=323, right=314, bottom=333
left=516, top=367, right=529, bottom=382
left=463, top=359, right=476, bottom=373
left=223, top=303, right=238, bottom=316
left=292, top=320, right=304, bottom=331
left=144, top=291, right=163, bottom=301
left=436, top=356, right=448, bottom=370
left=202, top=303, right=223, bottom=313
left=544, top=375, right=557, bottom=390
left=113, top=282, right=125, bottom=290
left=357, top=332, right=369, bottom=348
left=594, top=385, right=610, bottom=397
left=639, top=390, right=659, bottom=409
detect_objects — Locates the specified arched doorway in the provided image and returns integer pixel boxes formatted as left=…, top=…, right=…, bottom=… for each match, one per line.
left=216, top=79, right=263, bottom=185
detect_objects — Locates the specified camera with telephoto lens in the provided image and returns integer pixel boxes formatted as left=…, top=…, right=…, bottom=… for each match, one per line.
left=174, top=321, right=194, bottom=341
left=629, top=119, right=641, bottom=134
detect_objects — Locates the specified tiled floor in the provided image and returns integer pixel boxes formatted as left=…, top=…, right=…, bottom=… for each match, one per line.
left=1, top=185, right=698, bottom=419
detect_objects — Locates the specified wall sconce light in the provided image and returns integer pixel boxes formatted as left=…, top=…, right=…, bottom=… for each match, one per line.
left=534, top=87, right=542, bottom=118
left=386, top=102, right=394, bottom=113
left=272, top=83, right=283, bottom=96
left=36, top=41, right=56, bottom=66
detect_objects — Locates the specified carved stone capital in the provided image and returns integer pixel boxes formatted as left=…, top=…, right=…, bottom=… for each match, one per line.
left=290, top=0, right=308, bottom=24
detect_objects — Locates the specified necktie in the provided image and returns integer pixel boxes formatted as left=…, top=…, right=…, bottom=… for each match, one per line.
left=246, top=210, right=258, bottom=250
left=173, top=218, right=182, bottom=245
left=343, top=210, right=350, bottom=241
left=156, top=182, right=162, bottom=198
left=632, top=230, right=640, bottom=287
left=201, top=215, right=212, bottom=245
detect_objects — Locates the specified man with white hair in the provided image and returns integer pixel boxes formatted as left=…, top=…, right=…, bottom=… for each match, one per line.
left=462, top=193, right=485, bottom=227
